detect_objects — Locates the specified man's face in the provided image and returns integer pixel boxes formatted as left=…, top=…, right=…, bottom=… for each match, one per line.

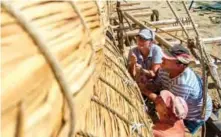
left=161, top=57, right=178, bottom=71
left=155, top=97, right=169, bottom=120
left=136, top=36, right=151, bottom=51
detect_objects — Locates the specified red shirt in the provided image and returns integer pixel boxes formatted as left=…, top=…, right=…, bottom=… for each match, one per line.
left=153, top=120, right=185, bottom=137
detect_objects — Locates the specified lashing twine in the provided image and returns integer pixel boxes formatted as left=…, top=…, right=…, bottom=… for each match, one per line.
left=91, top=96, right=145, bottom=137
left=99, top=76, right=151, bottom=133
left=69, top=1, right=95, bottom=65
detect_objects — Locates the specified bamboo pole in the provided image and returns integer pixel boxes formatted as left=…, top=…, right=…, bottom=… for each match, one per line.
left=166, top=0, right=190, bottom=39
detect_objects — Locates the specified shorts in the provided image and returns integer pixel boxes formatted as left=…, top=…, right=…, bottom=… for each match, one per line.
left=184, top=119, right=204, bottom=134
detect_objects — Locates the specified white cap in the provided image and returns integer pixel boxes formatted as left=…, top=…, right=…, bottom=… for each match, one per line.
left=138, top=29, right=155, bottom=40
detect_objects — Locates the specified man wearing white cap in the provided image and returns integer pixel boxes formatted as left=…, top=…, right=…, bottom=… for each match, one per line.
left=142, top=44, right=213, bottom=134
left=128, top=28, right=163, bottom=86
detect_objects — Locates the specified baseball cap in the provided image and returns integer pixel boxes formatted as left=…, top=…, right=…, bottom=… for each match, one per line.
left=163, top=44, right=194, bottom=65
left=159, top=90, right=188, bottom=119
left=137, top=28, right=155, bottom=41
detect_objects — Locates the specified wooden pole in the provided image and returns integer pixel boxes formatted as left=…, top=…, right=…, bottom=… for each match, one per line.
left=166, top=0, right=190, bottom=39
left=123, top=24, right=198, bottom=37
left=110, top=11, right=152, bottom=20
left=120, top=2, right=140, bottom=6
left=119, top=6, right=150, bottom=11
left=157, top=24, right=198, bottom=32
left=150, top=18, right=190, bottom=26
left=182, top=1, right=200, bottom=36
left=123, top=12, right=187, bottom=43
left=202, top=37, right=221, bottom=44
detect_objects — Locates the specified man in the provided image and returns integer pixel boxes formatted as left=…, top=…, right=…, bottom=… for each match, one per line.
left=142, top=44, right=213, bottom=134
left=153, top=90, right=188, bottom=137
left=128, top=28, right=163, bottom=85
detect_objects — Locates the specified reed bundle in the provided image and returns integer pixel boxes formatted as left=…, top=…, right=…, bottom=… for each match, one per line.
left=1, top=1, right=153, bottom=137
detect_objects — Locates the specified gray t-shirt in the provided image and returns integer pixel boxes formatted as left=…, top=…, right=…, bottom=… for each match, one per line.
left=128, top=44, right=163, bottom=70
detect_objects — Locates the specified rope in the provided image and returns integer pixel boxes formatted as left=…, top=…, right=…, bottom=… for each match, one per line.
left=1, top=2, right=75, bottom=137
left=99, top=76, right=151, bottom=132
left=95, top=1, right=101, bottom=16
left=105, top=34, right=128, bottom=67
left=69, top=1, right=94, bottom=65
left=91, top=96, right=145, bottom=137
left=104, top=62, right=145, bottom=103
left=131, top=123, right=145, bottom=134
left=104, top=43, right=120, bottom=58
left=182, top=2, right=221, bottom=119
left=104, top=54, right=130, bottom=79
left=77, top=130, right=99, bottom=137
left=182, top=1, right=221, bottom=90
left=106, top=36, right=122, bottom=57
left=15, top=102, right=24, bottom=137
left=187, top=38, right=200, bottom=60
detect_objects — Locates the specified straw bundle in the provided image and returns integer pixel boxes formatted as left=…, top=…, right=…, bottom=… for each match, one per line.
left=1, top=1, right=153, bottom=137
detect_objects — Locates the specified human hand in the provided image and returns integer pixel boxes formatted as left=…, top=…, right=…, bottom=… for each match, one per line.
left=130, top=53, right=137, bottom=65
left=138, top=82, right=146, bottom=91
left=135, top=63, right=142, bottom=71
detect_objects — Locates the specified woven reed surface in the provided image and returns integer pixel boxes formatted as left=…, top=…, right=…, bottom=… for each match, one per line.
left=1, top=1, right=153, bottom=137
left=72, top=37, right=153, bottom=137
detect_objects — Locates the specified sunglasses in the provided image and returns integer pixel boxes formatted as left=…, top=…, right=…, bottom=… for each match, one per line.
left=136, top=35, right=151, bottom=41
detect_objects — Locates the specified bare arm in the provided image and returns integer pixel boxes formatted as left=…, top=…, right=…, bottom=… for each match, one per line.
left=140, top=63, right=161, bottom=78
left=128, top=52, right=137, bottom=78
left=142, top=89, right=158, bottom=102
